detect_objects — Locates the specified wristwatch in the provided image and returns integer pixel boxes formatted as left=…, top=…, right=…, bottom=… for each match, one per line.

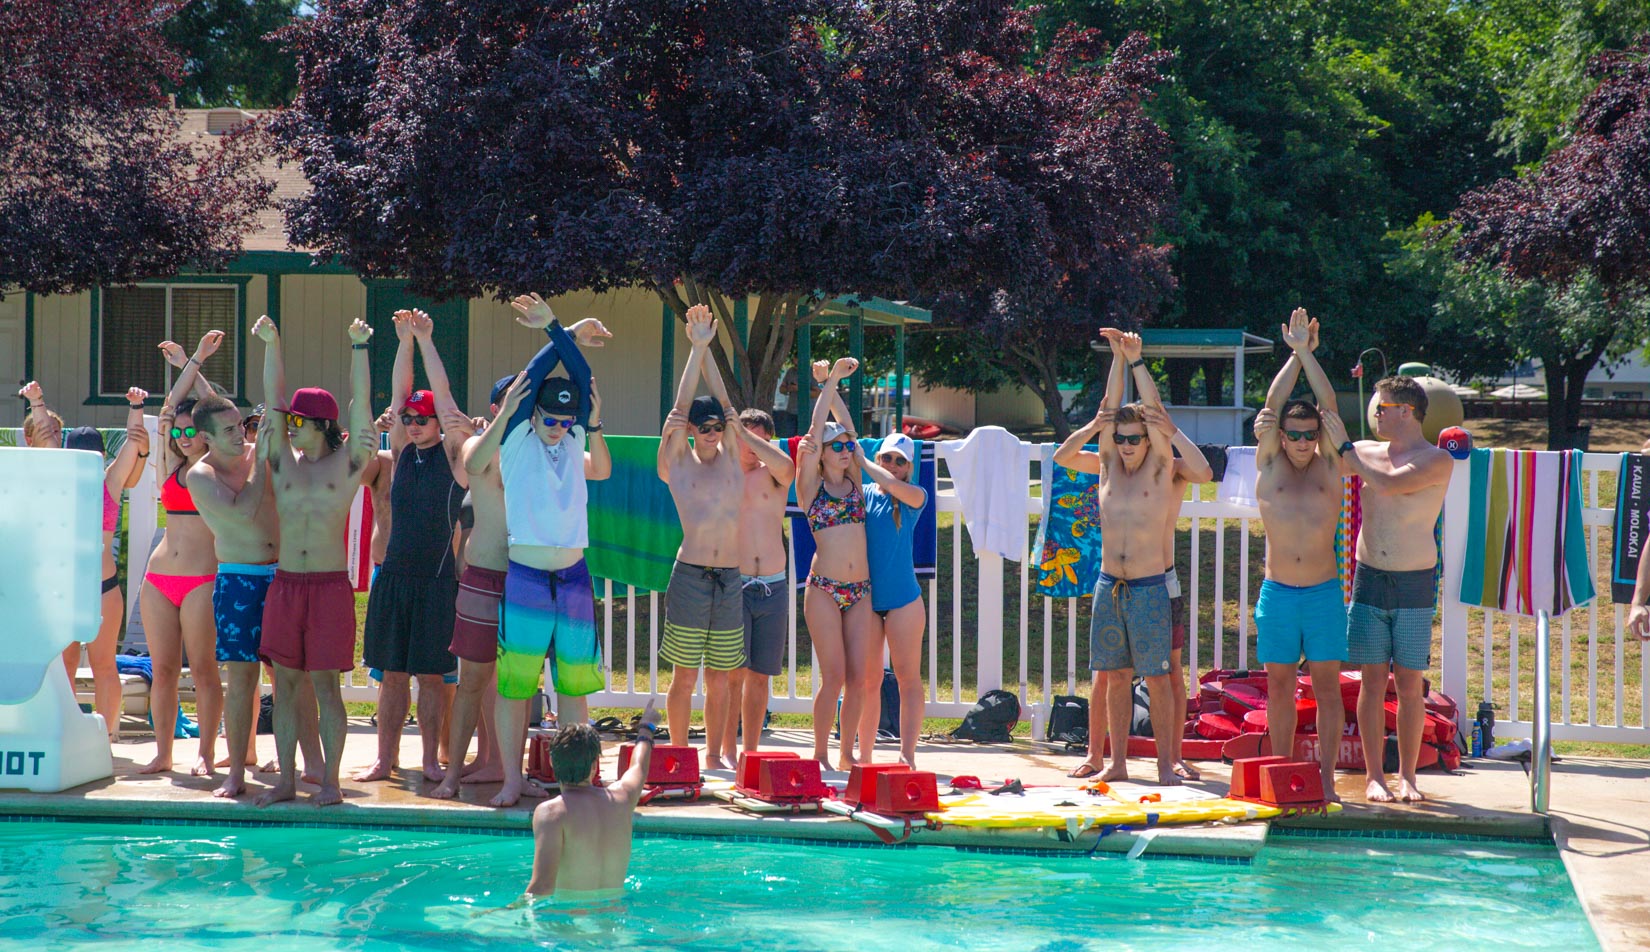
left=1338, top=440, right=1355, bottom=456
left=129, top=403, right=145, bottom=411
left=351, top=343, right=370, bottom=350
left=587, top=421, right=604, bottom=433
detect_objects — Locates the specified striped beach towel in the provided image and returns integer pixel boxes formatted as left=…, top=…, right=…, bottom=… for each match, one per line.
left=1610, top=453, right=1650, bottom=602
left=1459, top=448, right=1594, bottom=616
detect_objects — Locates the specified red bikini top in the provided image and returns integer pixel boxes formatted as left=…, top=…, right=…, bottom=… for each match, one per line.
left=161, top=468, right=198, bottom=515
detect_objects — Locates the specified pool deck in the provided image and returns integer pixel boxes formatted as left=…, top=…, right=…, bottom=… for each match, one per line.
left=4, top=722, right=1647, bottom=949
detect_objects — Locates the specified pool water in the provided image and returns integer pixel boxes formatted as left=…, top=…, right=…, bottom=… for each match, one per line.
left=0, top=820, right=1596, bottom=951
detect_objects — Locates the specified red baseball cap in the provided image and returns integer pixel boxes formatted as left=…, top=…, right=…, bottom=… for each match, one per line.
left=281, top=387, right=339, bottom=421
left=404, top=390, right=436, bottom=417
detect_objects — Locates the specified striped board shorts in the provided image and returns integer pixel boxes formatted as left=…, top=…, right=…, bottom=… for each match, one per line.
left=660, top=562, right=745, bottom=671
left=449, top=564, right=507, bottom=665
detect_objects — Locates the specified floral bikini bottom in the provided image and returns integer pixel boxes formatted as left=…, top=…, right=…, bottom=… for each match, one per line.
left=806, top=573, right=871, bottom=612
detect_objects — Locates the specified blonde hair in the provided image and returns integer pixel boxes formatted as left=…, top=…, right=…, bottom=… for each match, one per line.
left=23, top=408, right=64, bottom=446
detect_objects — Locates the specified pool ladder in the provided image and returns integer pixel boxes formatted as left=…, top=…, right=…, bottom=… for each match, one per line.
left=1532, top=610, right=1553, bottom=814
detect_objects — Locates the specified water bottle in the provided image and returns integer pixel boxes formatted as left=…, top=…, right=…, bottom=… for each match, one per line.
left=1470, top=720, right=1484, bottom=758
left=1474, top=701, right=1496, bottom=757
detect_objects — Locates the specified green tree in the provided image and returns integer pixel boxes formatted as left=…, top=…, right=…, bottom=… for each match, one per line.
left=163, top=0, right=304, bottom=108
left=1394, top=219, right=1650, bottom=450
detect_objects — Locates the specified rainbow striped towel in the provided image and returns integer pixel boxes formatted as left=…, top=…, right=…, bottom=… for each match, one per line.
left=1459, top=448, right=1594, bottom=616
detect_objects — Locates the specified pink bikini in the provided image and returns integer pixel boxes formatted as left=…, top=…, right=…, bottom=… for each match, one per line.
left=144, top=468, right=215, bottom=607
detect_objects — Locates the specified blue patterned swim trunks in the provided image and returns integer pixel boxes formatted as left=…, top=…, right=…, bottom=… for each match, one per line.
left=1089, top=572, right=1172, bottom=674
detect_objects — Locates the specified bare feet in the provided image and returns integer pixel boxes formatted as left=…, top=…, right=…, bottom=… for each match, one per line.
left=311, top=784, right=343, bottom=807
left=428, top=776, right=461, bottom=800
left=350, top=760, right=396, bottom=782
left=1397, top=777, right=1426, bottom=802
left=301, top=767, right=324, bottom=786
left=137, top=757, right=172, bottom=775
left=489, top=776, right=550, bottom=808
left=217, top=754, right=260, bottom=768
left=1171, top=760, right=1201, bottom=781
left=212, top=776, right=247, bottom=799
left=1365, top=777, right=1396, bottom=802
left=255, top=781, right=297, bottom=807
left=704, top=755, right=729, bottom=772
left=422, top=760, right=444, bottom=783
left=191, top=757, right=215, bottom=778
left=258, top=759, right=280, bottom=773
left=460, top=763, right=504, bottom=784
left=1098, top=763, right=1129, bottom=783
left=899, top=754, right=917, bottom=769
left=1156, top=764, right=1184, bottom=786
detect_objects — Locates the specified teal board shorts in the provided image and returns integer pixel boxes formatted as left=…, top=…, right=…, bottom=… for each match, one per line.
left=1345, top=565, right=1435, bottom=671
left=1255, top=578, right=1349, bottom=665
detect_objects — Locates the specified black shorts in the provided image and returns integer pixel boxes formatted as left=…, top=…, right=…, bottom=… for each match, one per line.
left=362, top=570, right=459, bottom=676
left=742, top=576, right=788, bottom=677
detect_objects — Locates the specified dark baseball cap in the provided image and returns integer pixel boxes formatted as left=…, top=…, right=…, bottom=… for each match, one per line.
left=64, top=426, right=104, bottom=454
left=490, top=375, right=514, bottom=406
left=688, top=395, right=725, bottom=427
left=536, top=376, right=580, bottom=414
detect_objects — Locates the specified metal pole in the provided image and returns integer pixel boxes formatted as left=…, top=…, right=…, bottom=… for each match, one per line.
left=1532, top=610, right=1552, bottom=814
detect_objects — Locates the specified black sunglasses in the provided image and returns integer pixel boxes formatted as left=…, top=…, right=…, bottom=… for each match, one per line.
left=400, top=414, right=433, bottom=427
left=1282, top=429, right=1319, bottom=442
left=169, top=426, right=198, bottom=439
left=697, top=422, right=725, bottom=434
left=241, top=417, right=261, bottom=433
left=1112, top=433, right=1145, bottom=446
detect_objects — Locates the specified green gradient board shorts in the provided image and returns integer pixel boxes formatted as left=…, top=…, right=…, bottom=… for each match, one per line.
left=497, top=559, right=602, bottom=700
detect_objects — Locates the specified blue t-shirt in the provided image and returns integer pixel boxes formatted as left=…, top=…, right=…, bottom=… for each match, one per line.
left=865, top=483, right=925, bottom=612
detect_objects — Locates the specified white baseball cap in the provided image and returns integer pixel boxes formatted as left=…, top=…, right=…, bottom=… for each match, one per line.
left=876, top=432, right=915, bottom=462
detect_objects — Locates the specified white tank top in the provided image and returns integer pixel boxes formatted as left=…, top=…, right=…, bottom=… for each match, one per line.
left=501, top=425, right=588, bottom=549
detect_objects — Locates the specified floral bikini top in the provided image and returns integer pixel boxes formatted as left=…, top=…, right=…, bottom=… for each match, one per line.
left=807, top=481, right=866, bottom=533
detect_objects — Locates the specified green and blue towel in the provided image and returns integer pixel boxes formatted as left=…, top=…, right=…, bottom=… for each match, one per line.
left=586, top=435, right=683, bottom=593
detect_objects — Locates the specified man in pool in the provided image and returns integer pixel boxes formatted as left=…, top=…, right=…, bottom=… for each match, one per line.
left=1321, top=375, right=1453, bottom=803
left=252, top=314, right=379, bottom=807
left=1053, top=328, right=1206, bottom=786
left=1252, top=308, right=1346, bottom=801
left=525, top=700, right=660, bottom=898
left=657, top=304, right=753, bottom=769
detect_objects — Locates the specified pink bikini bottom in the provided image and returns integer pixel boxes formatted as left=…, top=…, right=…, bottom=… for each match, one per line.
left=144, top=571, right=217, bottom=608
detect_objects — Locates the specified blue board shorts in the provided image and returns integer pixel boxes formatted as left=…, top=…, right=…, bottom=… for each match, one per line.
left=1255, top=578, right=1348, bottom=665
left=213, top=563, right=277, bottom=663
left=1345, top=565, right=1435, bottom=671
left=1089, top=572, right=1172, bottom=675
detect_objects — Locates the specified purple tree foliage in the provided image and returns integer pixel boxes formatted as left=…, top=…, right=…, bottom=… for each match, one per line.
left=273, top=0, right=1175, bottom=414
left=0, top=0, right=273, bottom=295
left=1455, top=34, right=1650, bottom=295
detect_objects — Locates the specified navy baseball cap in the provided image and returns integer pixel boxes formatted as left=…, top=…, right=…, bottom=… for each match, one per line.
left=491, top=375, right=514, bottom=406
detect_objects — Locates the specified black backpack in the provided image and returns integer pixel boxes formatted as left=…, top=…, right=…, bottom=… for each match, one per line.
left=876, top=669, right=901, bottom=738
left=1046, top=694, right=1089, bottom=745
left=951, top=689, right=1020, bottom=743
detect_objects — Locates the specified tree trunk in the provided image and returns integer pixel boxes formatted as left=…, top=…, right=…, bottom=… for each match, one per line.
left=1004, top=338, right=1071, bottom=440
left=1200, top=359, right=1226, bottom=406
left=1166, top=358, right=1195, bottom=405
left=653, top=285, right=800, bottom=417
left=1541, top=362, right=1571, bottom=451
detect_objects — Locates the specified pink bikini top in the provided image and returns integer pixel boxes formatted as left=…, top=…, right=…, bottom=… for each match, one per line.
left=103, top=485, right=119, bottom=532
left=161, top=468, right=197, bottom=515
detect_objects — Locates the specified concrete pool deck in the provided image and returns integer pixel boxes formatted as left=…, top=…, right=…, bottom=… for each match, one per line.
left=2, top=721, right=1646, bottom=949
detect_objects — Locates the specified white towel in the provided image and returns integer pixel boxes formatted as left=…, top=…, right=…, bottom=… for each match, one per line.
left=1218, top=446, right=1259, bottom=507
left=936, top=426, right=1027, bottom=561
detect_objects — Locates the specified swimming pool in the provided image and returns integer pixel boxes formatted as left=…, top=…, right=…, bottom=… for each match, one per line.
left=0, top=819, right=1596, bottom=951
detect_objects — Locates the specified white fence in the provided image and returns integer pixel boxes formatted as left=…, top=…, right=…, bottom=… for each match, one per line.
left=85, top=430, right=1647, bottom=744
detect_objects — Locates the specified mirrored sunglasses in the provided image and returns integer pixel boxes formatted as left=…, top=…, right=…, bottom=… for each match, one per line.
left=541, top=415, right=575, bottom=430
left=827, top=440, right=855, bottom=453
left=169, top=426, right=198, bottom=439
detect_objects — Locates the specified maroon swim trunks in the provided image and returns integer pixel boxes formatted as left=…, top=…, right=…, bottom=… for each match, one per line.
left=449, top=564, right=507, bottom=665
left=259, top=570, right=356, bottom=672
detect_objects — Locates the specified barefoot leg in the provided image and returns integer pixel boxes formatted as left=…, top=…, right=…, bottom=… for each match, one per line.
left=352, top=672, right=407, bottom=782
left=309, top=672, right=347, bottom=806
left=256, top=664, right=305, bottom=807
left=415, top=673, right=448, bottom=782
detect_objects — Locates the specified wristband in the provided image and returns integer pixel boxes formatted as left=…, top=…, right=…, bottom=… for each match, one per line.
left=1129, top=358, right=1145, bottom=369
left=587, top=422, right=604, bottom=433
left=136, top=452, right=149, bottom=458
left=129, top=403, right=145, bottom=411
left=186, top=356, right=199, bottom=365
left=637, top=723, right=657, bottom=743
left=351, top=343, right=370, bottom=350
left=1338, top=440, right=1355, bottom=456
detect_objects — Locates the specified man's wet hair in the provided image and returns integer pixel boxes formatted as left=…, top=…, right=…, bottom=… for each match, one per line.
left=1375, top=375, right=1428, bottom=423
left=1281, top=400, right=1322, bottom=425
left=549, top=723, right=601, bottom=784
left=738, top=408, right=774, bottom=436
left=193, top=394, right=238, bottom=437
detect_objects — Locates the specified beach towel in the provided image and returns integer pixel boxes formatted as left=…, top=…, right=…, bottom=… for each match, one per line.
left=586, top=435, right=684, bottom=594
left=1459, top=448, right=1594, bottom=617
left=1611, top=453, right=1650, bottom=602
left=1337, top=476, right=1363, bottom=605
left=1218, top=447, right=1259, bottom=507
left=786, top=437, right=936, bottom=584
left=1032, top=444, right=1103, bottom=598
left=937, top=426, right=1028, bottom=561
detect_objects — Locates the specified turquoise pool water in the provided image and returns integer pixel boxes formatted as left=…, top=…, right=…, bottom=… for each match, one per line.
left=0, top=820, right=1596, bottom=951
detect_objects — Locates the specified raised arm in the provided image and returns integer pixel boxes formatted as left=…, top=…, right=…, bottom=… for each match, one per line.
left=346, top=320, right=376, bottom=473
left=1145, top=405, right=1212, bottom=482
left=251, top=316, right=290, bottom=467
left=470, top=371, right=529, bottom=472
left=859, top=447, right=926, bottom=508
left=658, top=408, right=688, bottom=482
left=1116, top=330, right=1165, bottom=411
left=584, top=377, right=611, bottom=480
left=1056, top=331, right=1129, bottom=473
left=158, top=339, right=219, bottom=400
left=1319, top=411, right=1450, bottom=493
left=161, top=330, right=224, bottom=410
left=729, top=417, right=796, bottom=485
left=614, top=700, right=660, bottom=804
left=1292, top=312, right=1337, bottom=414
left=664, top=305, right=714, bottom=459
left=19, top=380, right=58, bottom=444
left=105, top=388, right=150, bottom=492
